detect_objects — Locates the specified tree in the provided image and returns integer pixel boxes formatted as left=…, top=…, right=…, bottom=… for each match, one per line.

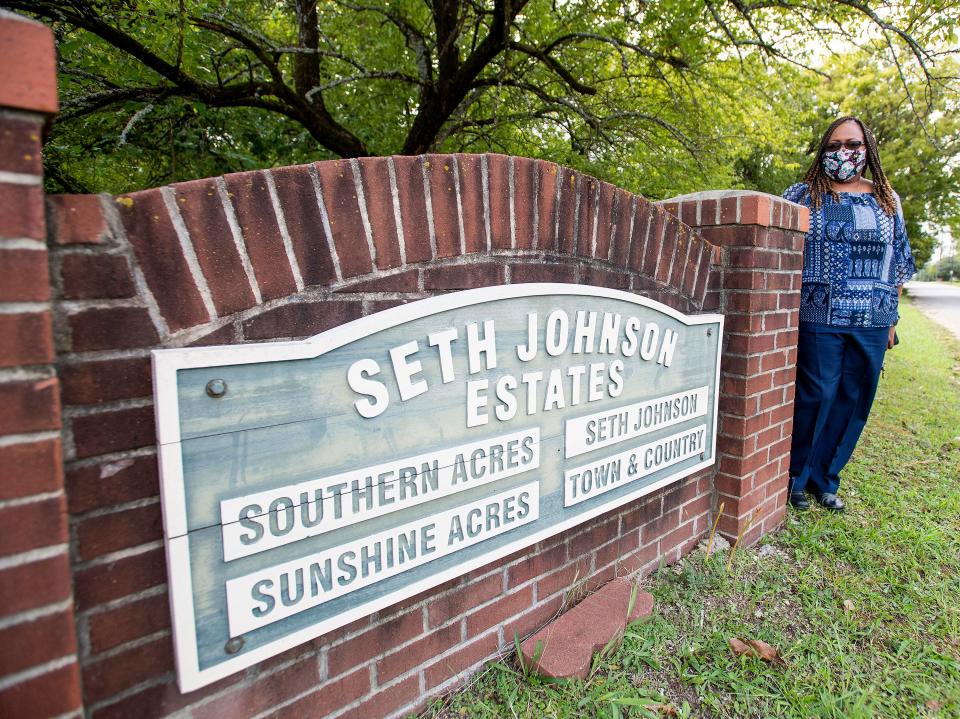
left=9, top=1, right=958, bottom=197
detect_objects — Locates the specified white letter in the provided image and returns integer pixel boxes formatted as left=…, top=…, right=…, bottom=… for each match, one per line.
left=640, top=323, right=660, bottom=360
left=428, top=327, right=459, bottom=383
left=467, top=320, right=497, bottom=374
left=467, top=379, right=489, bottom=427
left=495, top=375, right=518, bottom=421
left=621, top=316, right=641, bottom=357
left=543, top=368, right=566, bottom=410
left=390, top=340, right=428, bottom=401
left=516, top=313, right=538, bottom=362
left=608, top=360, right=624, bottom=397
left=520, top=371, right=543, bottom=415
left=545, top=310, right=569, bottom=356
left=588, top=363, right=605, bottom=401
left=658, top=328, right=679, bottom=367
left=567, top=365, right=586, bottom=405
left=599, top=313, right=621, bottom=353
left=347, top=359, right=389, bottom=418
left=573, top=311, right=598, bottom=353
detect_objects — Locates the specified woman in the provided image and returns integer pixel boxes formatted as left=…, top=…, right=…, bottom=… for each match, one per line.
left=782, top=116, right=915, bottom=513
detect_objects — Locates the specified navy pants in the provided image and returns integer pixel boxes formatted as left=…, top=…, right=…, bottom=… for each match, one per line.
left=789, top=323, right=889, bottom=495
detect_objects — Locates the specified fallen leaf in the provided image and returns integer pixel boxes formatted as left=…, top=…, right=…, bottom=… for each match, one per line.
left=728, top=637, right=754, bottom=657
left=747, top=638, right=781, bottom=663
left=842, top=599, right=855, bottom=613
left=648, top=704, right=678, bottom=717
left=926, top=699, right=943, bottom=710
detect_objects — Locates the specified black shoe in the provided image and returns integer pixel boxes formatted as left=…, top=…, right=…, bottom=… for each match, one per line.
left=813, top=492, right=845, bottom=513
left=788, top=491, right=810, bottom=511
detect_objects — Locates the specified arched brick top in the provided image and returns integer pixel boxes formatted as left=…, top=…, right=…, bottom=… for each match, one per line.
left=48, top=155, right=719, bottom=350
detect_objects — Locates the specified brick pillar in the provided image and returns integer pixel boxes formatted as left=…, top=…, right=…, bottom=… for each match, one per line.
left=0, top=11, right=84, bottom=719
left=660, top=191, right=809, bottom=545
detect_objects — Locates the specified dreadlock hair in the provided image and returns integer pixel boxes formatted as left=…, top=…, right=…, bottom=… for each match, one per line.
left=802, top=116, right=897, bottom=217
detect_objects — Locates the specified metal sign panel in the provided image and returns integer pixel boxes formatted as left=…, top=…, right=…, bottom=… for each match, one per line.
left=153, top=283, right=722, bottom=690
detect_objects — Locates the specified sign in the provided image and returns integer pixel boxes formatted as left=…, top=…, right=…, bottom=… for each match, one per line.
left=153, top=283, right=722, bottom=690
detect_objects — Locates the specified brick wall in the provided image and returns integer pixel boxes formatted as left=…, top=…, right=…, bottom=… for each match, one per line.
left=0, top=11, right=83, bottom=719
left=48, top=154, right=716, bottom=719
left=660, top=191, right=809, bottom=546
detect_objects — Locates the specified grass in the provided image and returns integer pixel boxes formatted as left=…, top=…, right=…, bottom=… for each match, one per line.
left=419, top=299, right=960, bottom=719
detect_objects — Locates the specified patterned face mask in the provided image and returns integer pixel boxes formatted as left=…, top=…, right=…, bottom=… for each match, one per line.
left=821, top=148, right=866, bottom=182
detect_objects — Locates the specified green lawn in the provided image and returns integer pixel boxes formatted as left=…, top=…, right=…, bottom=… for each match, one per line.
left=421, top=300, right=960, bottom=719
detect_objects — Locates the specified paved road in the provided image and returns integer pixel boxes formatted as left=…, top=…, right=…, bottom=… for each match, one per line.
left=905, top=281, right=960, bottom=340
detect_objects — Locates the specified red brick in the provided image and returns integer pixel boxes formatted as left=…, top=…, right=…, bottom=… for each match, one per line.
left=0, top=553, right=71, bottom=619
left=71, top=404, right=155, bottom=459
left=74, top=547, right=166, bottom=610
left=486, top=154, right=512, bottom=250
left=59, top=252, right=134, bottom=300
left=242, top=300, right=362, bottom=340
left=346, top=675, right=420, bottom=719
left=327, top=609, right=423, bottom=676
left=391, top=155, right=432, bottom=264
left=725, top=269, right=766, bottom=290
left=270, top=164, right=339, bottom=284
left=536, top=559, right=588, bottom=600
left=465, top=585, right=533, bottom=635
left=349, top=158, right=403, bottom=272
left=655, top=216, right=679, bottom=284
left=169, top=177, right=258, bottom=315
left=377, top=622, right=459, bottom=684
left=0, top=495, right=66, bottom=557
left=0, top=663, right=81, bottom=719
left=76, top=502, right=163, bottom=561
left=89, top=674, right=241, bottom=719
left=0, top=249, right=48, bottom=301
left=719, top=196, right=738, bottom=224
left=535, top=160, right=559, bottom=250
left=681, top=494, right=711, bottom=523
left=510, top=261, right=576, bottom=284
left=0, top=117, right=43, bottom=174
left=556, top=167, right=578, bottom=254
left=83, top=635, right=174, bottom=705
left=668, top=226, right=689, bottom=289
left=0, top=378, right=59, bottom=435
left=88, top=593, right=168, bottom=654
left=505, top=594, right=564, bottom=643
left=725, top=332, right=776, bottom=354
left=68, top=306, right=159, bottom=351
left=366, top=298, right=409, bottom=314
left=60, top=357, right=151, bottom=406
left=115, top=190, right=210, bottom=331
left=505, top=542, right=566, bottom=590
left=429, top=574, right=502, bottom=627
left=424, top=630, right=498, bottom=689
left=642, top=206, right=664, bottom=277
left=697, top=198, right=718, bottom=225
left=455, top=154, right=486, bottom=254
left=48, top=194, right=108, bottom=245
left=609, top=189, right=633, bottom=266
left=0, top=312, right=53, bottom=368
left=424, top=154, right=461, bottom=258
left=0, top=610, right=77, bottom=676
left=569, top=517, right=618, bottom=558
left=0, top=183, right=44, bottom=240
left=617, top=542, right=659, bottom=576
left=223, top=170, right=299, bottom=297
left=621, top=496, right=663, bottom=532
left=627, top=199, right=651, bottom=271
left=740, top=195, right=771, bottom=226
left=641, top=507, right=680, bottom=545
left=336, top=269, right=418, bottom=293
left=513, top=157, right=536, bottom=250
left=272, top=668, right=369, bottom=719
left=576, top=177, right=597, bottom=258
left=0, top=14, right=57, bottom=113
left=0, top=438, right=62, bottom=500
left=581, top=265, right=631, bottom=290
left=65, top=454, right=158, bottom=515
left=189, top=323, right=237, bottom=346
left=593, top=181, right=616, bottom=260
left=423, top=262, right=504, bottom=289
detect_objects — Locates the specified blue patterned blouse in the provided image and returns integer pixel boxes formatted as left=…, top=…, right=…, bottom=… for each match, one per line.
left=782, top=182, right=916, bottom=327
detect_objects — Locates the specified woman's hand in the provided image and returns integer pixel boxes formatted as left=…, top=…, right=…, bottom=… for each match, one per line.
left=887, top=325, right=897, bottom=350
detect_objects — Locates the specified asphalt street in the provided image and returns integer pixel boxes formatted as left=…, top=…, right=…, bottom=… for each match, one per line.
left=905, top=281, right=960, bottom=341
